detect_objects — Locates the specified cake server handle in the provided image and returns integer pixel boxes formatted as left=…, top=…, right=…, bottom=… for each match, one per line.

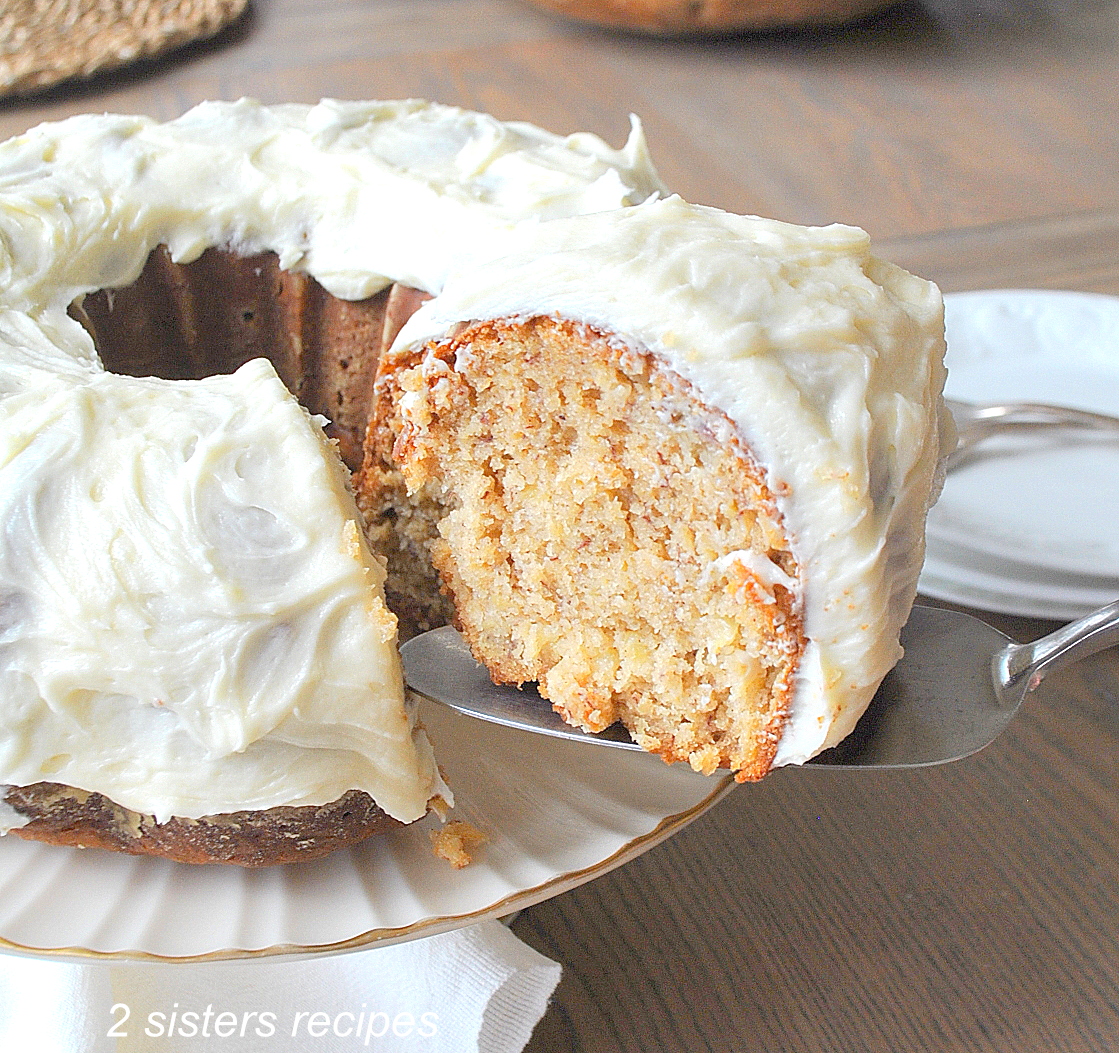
left=403, top=604, right=1119, bottom=770
left=945, top=396, right=1119, bottom=470
left=994, top=598, right=1119, bottom=707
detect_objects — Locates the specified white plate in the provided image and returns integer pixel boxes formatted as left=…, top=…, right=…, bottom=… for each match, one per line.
left=921, top=545, right=1119, bottom=621
left=0, top=697, right=732, bottom=962
left=919, top=289, right=1119, bottom=616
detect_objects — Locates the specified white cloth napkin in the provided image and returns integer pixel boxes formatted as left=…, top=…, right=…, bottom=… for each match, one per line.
left=0, top=920, right=560, bottom=1053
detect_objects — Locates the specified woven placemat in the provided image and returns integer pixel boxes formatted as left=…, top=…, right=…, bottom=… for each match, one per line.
left=1, top=0, right=248, bottom=99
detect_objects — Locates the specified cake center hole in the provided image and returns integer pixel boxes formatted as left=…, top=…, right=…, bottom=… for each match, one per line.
left=68, top=245, right=414, bottom=472
left=70, top=246, right=299, bottom=385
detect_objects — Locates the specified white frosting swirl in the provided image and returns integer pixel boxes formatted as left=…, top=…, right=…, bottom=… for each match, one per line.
left=0, top=360, right=441, bottom=821
left=0, top=97, right=664, bottom=310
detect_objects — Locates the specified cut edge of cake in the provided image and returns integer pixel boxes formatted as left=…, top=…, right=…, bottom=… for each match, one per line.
left=359, top=314, right=806, bottom=781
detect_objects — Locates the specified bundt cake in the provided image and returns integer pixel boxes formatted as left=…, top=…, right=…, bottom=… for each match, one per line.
left=0, top=97, right=950, bottom=862
left=0, top=98, right=664, bottom=863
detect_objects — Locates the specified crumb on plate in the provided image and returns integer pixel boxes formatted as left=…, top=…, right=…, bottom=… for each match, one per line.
left=430, top=819, right=488, bottom=868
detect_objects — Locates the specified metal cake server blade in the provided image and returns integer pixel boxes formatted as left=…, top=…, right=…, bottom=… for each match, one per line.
left=400, top=601, right=1119, bottom=769
left=401, top=626, right=644, bottom=750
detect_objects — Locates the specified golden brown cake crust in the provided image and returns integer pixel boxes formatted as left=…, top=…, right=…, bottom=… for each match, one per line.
left=72, top=246, right=398, bottom=471
left=4, top=783, right=400, bottom=867
left=364, top=314, right=805, bottom=781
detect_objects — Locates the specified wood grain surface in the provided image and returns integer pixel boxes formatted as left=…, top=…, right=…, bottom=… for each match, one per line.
left=4, top=0, right=1119, bottom=1048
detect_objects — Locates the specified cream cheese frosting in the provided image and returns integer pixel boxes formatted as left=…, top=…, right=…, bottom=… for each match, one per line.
left=0, top=97, right=664, bottom=312
left=391, top=196, right=952, bottom=764
left=0, top=360, right=439, bottom=821
left=0, top=98, right=664, bottom=824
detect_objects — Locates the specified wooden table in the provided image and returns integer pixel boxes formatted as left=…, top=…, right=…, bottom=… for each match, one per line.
left=5, top=1, right=1119, bottom=1048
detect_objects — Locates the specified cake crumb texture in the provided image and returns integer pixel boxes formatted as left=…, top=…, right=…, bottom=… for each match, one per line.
left=366, top=315, right=804, bottom=781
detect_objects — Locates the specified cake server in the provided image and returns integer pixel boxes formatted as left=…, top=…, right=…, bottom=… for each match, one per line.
left=400, top=600, right=1119, bottom=769
left=945, top=397, right=1119, bottom=470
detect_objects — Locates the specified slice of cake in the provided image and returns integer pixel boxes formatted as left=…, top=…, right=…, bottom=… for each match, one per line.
left=359, top=197, right=952, bottom=780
